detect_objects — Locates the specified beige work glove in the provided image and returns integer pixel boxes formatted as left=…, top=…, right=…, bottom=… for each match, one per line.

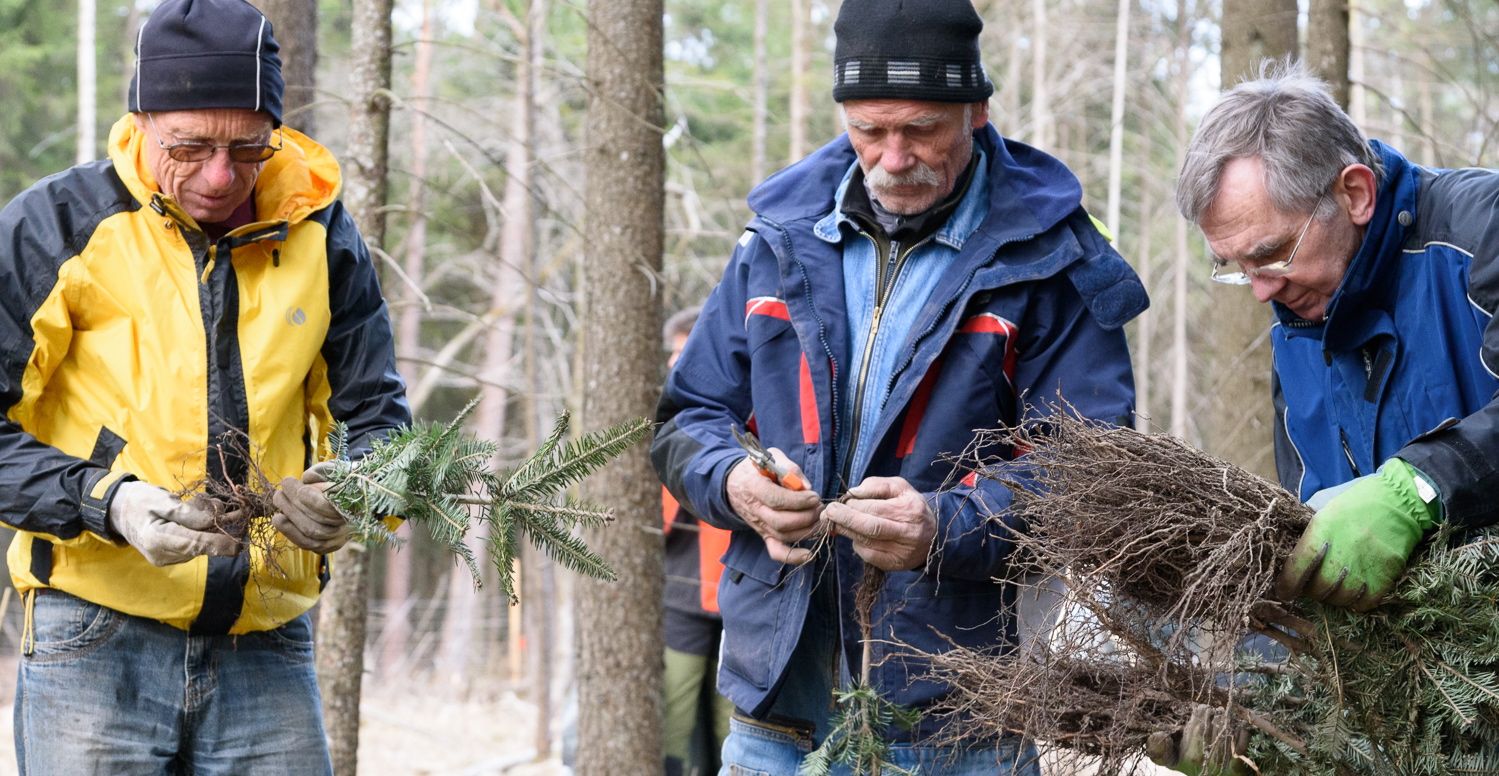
left=271, top=462, right=354, bottom=554
left=106, top=482, right=240, bottom=566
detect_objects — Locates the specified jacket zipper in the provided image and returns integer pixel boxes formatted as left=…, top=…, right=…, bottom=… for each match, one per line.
left=841, top=230, right=931, bottom=485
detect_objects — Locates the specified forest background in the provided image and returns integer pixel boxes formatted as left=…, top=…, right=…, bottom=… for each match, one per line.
left=0, top=0, right=1496, bottom=773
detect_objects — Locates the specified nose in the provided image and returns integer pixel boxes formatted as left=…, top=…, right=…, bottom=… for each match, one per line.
left=1249, top=273, right=1283, bottom=304
left=199, top=150, right=237, bottom=190
left=879, top=134, right=915, bottom=176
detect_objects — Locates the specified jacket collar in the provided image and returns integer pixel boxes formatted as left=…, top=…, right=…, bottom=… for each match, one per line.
left=107, top=113, right=343, bottom=234
left=814, top=147, right=990, bottom=251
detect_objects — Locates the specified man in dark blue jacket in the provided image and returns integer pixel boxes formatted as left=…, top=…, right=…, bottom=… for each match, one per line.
left=1155, top=60, right=1499, bottom=774
left=650, top=0, right=1148, bottom=771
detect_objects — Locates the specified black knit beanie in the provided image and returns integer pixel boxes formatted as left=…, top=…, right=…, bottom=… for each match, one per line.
left=832, top=0, right=993, bottom=103
left=128, top=0, right=284, bottom=126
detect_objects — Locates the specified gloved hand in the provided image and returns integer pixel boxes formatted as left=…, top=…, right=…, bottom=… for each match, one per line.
left=107, top=481, right=241, bottom=566
left=1275, top=458, right=1441, bottom=611
left=271, top=461, right=354, bottom=554
left=1146, top=704, right=1250, bottom=776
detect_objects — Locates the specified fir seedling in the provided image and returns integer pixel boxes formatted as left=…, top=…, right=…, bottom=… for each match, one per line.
left=320, top=399, right=652, bottom=601
left=801, top=565, right=923, bottom=776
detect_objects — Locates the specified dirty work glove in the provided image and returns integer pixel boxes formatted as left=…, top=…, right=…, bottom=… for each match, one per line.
left=107, top=481, right=241, bottom=566
left=1275, top=458, right=1441, bottom=611
left=271, top=462, right=354, bottom=554
left=1146, top=704, right=1250, bottom=776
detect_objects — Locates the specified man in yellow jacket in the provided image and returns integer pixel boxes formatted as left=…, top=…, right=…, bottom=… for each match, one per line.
left=0, top=0, right=410, bottom=772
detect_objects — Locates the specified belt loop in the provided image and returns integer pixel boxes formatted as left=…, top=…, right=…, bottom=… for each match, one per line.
left=21, top=590, right=36, bottom=656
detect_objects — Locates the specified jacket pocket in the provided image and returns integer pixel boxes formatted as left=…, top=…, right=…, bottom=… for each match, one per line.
left=716, top=534, right=788, bottom=691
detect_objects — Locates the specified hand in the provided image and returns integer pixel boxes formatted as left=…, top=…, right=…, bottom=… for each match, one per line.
left=821, top=477, right=936, bottom=572
left=1275, top=458, right=1440, bottom=611
left=726, top=450, right=821, bottom=564
left=271, top=462, right=354, bottom=554
left=1146, top=704, right=1250, bottom=776
left=106, top=481, right=240, bottom=566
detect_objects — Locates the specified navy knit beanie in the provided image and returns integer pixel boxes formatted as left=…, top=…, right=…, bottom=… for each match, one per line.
left=128, top=0, right=284, bottom=126
left=832, top=0, right=993, bottom=103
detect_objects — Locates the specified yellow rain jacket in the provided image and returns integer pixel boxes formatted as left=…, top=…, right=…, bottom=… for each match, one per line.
left=0, top=114, right=410, bottom=634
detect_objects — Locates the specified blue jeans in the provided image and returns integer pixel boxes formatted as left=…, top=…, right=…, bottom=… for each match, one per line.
left=720, top=715, right=1043, bottom=776
left=14, top=590, right=332, bottom=775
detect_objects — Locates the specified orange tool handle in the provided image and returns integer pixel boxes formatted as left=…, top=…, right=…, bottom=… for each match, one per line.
left=754, top=460, right=807, bottom=492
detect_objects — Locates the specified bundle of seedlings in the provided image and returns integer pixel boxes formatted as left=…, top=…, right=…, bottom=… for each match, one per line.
left=918, top=411, right=1499, bottom=775
left=195, top=400, right=652, bottom=601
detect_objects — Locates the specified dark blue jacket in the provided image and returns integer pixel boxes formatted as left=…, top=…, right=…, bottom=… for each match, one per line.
left=652, top=126, right=1147, bottom=726
left=1272, top=141, right=1499, bottom=527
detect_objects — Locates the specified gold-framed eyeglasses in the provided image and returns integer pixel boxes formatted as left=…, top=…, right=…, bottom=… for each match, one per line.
left=1209, top=196, right=1325, bottom=285
left=146, top=113, right=282, bottom=164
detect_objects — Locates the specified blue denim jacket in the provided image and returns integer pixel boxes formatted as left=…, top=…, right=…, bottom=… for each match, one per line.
left=824, top=151, right=992, bottom=483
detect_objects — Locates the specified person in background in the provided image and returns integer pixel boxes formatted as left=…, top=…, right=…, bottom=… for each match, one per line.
left=660, top=305, right=734, bottom=776
left=0, top=0, right=409, bottom=772
left=1151, top=59, right=1499, bottom=774
left=651, top=0, right=1148, bottom=771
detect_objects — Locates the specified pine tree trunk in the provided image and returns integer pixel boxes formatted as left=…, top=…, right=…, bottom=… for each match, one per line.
left=1307, top=0, right=1350, bottom=111
left=1208, top=0, right=1295, bottom=473
left=318, top=0, right=391, bottom=771
left=76, top=0, right=95, bottom=164
left=577, top=0, right=666, bottom=770
left=256, top=0, right=318, bottom=132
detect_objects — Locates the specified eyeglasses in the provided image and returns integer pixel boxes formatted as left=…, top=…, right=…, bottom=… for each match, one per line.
left=146, top=113, right=282, bottom=164
left=1209, top=196, right=1325, bottom=285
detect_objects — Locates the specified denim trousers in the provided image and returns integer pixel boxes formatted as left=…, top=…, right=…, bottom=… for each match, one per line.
left=719, top=716, right=1044, bottom=776
left=14, top=589, right=332, bottom=775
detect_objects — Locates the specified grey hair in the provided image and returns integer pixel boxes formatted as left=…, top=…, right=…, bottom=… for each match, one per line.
left=1176, top=59, right=1381, bottom=224
left=662, top=305, right=701, bottom=348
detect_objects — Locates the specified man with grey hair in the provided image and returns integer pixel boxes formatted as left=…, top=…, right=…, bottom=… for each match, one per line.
left=653, top=0, right=1147, bottom=771
left=1153, top=59, right=1499, bottom=773
left=0, top=0, right=408, bottom=771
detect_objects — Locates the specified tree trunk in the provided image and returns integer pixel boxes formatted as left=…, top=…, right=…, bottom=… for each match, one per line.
left=1220, top=0, right=1297, bottom=90
left=256, top=0, right=319, bottom=132
left=788, top=0, right=809, bottom=162
left=1307, top=0, right=1351, bottom=110
left=381, top=0, right=437, bottom=678
left=1030, top=0, right=1050, bottom=148
left=1170, top=0, right=1192, bottom=441
left=752, top=0, right=769, bottom=182
left=76, top=0, right=95, bottom=164
left=518, top=2, right=555, bottom=754
left=1207, top=0, right=1296, bottom=472
left=317, top=0, right=391, bottom=772
left=1105, top=0, right=1131, bottom=236
left=576, top=0, right=666, bottom=771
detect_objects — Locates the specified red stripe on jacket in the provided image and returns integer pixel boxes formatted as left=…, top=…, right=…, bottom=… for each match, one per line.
left=960, top=313, right=1020, bottom=383
left=897, top=356, right=945, bottom=458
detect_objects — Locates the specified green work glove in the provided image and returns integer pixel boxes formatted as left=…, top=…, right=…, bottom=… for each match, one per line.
left=1274, top=458, right=1442, bottom=611
left=1146, top=704, right=1249, bottom=776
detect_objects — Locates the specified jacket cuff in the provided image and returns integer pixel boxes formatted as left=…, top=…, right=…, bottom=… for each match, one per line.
left=79, top=469, right=135, bottom=543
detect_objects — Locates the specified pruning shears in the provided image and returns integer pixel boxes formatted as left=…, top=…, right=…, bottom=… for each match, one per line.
left=731, top=425, right=808, bottom=492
